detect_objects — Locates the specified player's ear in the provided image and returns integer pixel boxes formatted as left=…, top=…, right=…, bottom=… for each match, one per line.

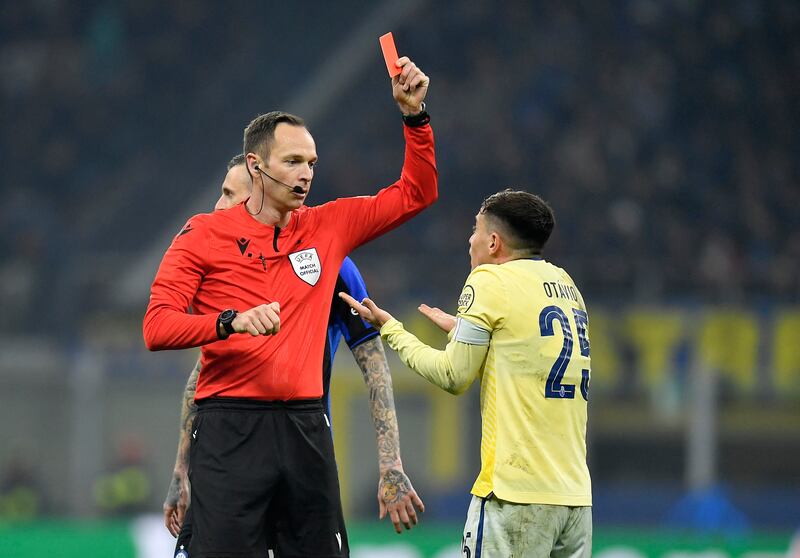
left=488, top=232, right=501, bottom=255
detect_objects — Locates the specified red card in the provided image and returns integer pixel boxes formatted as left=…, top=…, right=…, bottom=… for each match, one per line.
left=379, top=32, right=401, bottom=77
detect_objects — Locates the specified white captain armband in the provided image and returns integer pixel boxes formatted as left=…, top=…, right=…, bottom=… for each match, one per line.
left=452, top=318, right=491, bottom=346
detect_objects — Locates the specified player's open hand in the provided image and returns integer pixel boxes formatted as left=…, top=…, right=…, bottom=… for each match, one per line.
left=163, top=468, right=190, bottom=537
left=233, top=302, right=281, bottom=336
left=418, top=304, right=456, bottom=333
left=392, top=57, right=429, bottom=116
left=378, top=467, right=425, bottom=534
left=339, top=293, right=393, bottom=328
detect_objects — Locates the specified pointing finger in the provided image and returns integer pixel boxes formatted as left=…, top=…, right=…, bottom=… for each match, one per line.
left=338, top=292, right=360, bottom=310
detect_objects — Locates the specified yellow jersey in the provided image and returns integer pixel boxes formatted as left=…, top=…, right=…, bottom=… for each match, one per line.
left=461, top=258, right=591, bottom=505
left=382, top=258, right=592, bottom=505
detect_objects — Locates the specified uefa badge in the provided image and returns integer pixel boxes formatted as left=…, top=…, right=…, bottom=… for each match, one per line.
left=289, top=248, right=322, bottom=286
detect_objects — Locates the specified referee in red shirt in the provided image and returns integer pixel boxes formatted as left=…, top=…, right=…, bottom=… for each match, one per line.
left=144, top=56, right=435, bottom=558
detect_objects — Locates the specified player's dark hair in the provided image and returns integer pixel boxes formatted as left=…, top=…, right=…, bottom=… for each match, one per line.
left=480, top=189, right=555, bottom=254
left=227, top=153, right=245, bottom=170
left=243, top=111, right=306, bottom=160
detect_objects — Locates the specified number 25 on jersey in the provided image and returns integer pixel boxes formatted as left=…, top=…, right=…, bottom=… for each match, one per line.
left=539, top=306, right=590, bottom=401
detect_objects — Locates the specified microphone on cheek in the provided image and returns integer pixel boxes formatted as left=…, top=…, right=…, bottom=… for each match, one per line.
left=254, top=165, right=305, bottom=194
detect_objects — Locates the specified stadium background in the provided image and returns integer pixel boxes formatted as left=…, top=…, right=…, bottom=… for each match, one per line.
left=1, top=0, right=798, bottom=556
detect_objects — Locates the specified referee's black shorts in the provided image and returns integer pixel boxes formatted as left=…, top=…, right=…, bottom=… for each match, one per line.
left=187, top=397, right=349, bottom=558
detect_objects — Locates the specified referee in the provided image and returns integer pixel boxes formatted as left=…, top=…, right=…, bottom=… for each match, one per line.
left=144, top=56, right=434, bottom=557
left=163, top=156, right=423, bottom=556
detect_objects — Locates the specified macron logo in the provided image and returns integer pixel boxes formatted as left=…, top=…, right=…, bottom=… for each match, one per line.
left=236, top=238, right=251, bottom=255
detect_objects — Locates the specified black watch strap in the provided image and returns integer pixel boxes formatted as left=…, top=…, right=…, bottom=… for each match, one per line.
left=402, top=102, right=430, bottom=127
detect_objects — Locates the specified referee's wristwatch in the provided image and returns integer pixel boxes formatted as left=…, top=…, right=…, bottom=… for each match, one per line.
left=402, top=102, right=429, bottom=127
left=217, top=309, right=238, bottom=340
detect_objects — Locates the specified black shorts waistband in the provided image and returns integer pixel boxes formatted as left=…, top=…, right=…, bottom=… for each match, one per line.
left=196, top=397, right=324, bottom=413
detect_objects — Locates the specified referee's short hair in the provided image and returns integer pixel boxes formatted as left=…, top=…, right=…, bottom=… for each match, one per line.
left=480, top=189, right=555, bottom=254
left=243, top=111, right=306, bottom=161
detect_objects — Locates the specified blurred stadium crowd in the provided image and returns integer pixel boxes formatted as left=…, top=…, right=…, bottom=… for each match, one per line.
left=2, top=0, right=798, bottom=333
left=0, top=0, right=798, bottom=529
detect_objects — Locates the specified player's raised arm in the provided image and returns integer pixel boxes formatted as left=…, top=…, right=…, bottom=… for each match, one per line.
left=340, top=293, right=486, bottom=396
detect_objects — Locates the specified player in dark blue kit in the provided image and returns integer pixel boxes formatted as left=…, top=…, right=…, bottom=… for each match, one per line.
left=164, top=155, right=423, bottom=557
left=322, top=257, right=379, bottom=413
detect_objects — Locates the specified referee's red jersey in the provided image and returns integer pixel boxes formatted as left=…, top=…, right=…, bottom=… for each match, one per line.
left=143, top=124, right=437, bottom=401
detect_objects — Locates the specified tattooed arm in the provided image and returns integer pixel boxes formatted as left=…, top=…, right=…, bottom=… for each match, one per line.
left=163, top=357, right=200, bottom=537
left=351, top=336, right=425, bottom=533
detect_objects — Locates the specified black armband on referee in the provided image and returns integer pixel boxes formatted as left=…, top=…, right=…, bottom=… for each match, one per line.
left=402, top=102, right=430, bottom=127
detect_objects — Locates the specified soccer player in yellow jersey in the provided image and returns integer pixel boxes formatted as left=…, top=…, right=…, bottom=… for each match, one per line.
left=341, top=190, right=592, bottom=557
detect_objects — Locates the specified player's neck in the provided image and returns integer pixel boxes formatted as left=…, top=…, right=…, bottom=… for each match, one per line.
left=496, top=249, right=540, bottom=265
